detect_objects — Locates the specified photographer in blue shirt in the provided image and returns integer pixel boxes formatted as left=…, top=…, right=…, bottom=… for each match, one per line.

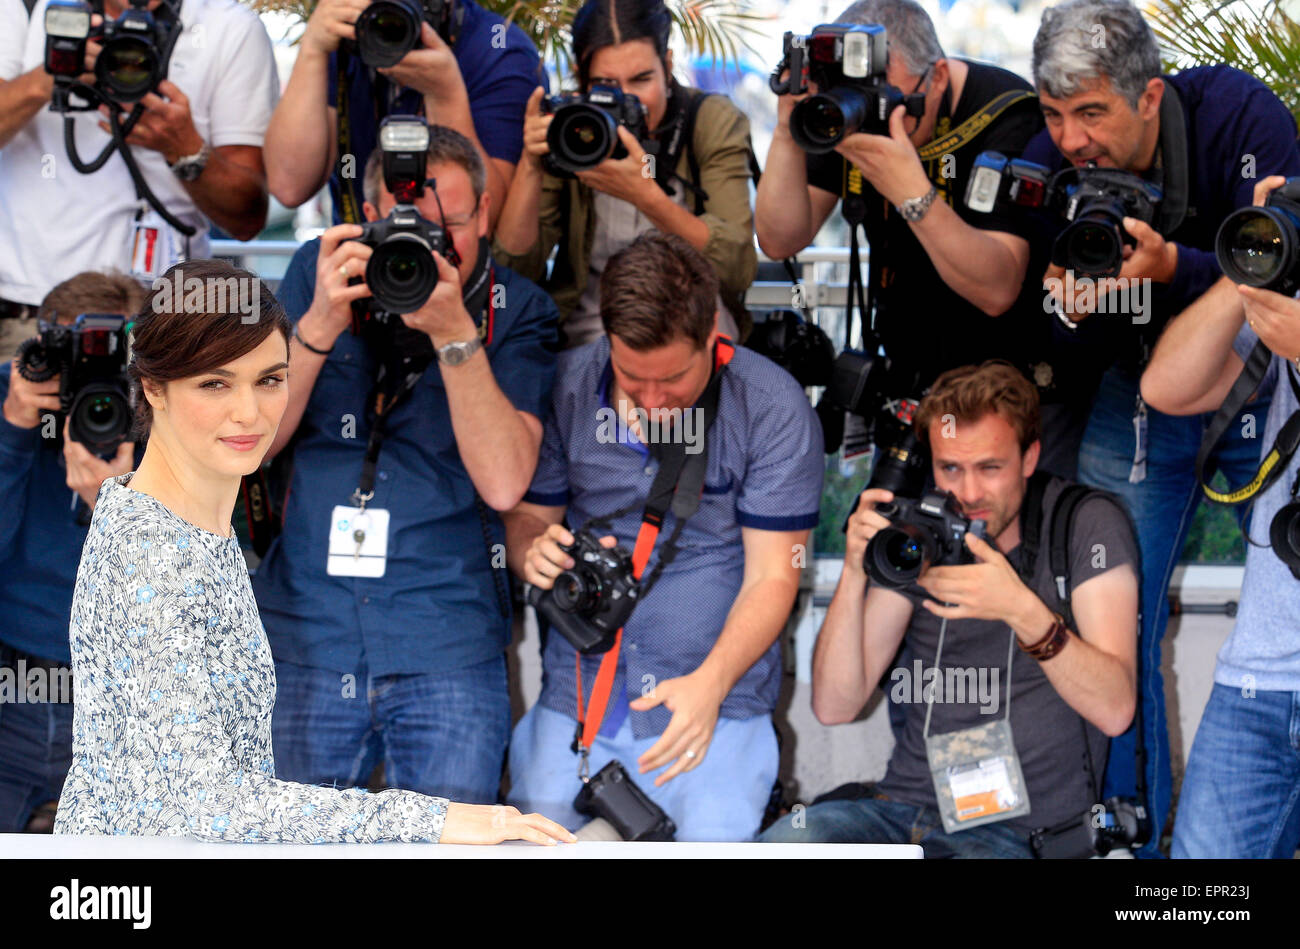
left=977, top=0, right=1300, bottom=856
left=503, top=232, right=824, bottom=841
left=0, top=271, right=144, bottom=832
left=256, top=124, right=558, bottom=804
left=265, top=0, right=543, bottom=230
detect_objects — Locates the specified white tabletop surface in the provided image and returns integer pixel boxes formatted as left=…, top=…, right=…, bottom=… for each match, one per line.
left=1, top=833, right=921, bottom=859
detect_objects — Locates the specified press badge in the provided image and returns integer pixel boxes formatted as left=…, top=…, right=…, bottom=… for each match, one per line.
left=925, top=718, right=1030, bottom=833
left=130, top=209, right=186, bottom=282
left=326, top=506, right=390, bottom=578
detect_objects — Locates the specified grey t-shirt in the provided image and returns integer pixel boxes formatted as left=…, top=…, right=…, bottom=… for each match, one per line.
left=1218, top=324, right=1300, bottom=692
left=876, top=476, right=1139, bottom=835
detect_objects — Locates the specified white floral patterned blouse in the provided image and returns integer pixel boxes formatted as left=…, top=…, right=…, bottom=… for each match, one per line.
left=54, top=473, right=449, bottom=842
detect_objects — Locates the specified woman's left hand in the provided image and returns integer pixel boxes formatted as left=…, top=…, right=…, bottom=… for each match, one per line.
left=575, top=126, right=661, bottom=208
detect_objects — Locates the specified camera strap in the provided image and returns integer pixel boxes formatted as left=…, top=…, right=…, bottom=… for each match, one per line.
left=1196, top=340, right=1300, bottom=507
left=570, top=337, right=735, bottom=767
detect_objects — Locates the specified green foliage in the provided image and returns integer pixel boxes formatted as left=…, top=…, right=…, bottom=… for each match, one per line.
left=1148, top=0, right=1300, bottom=124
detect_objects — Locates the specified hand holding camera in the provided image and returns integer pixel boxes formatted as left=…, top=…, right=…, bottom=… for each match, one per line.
left=573, top=126, right=657, bottom=207
left=915, top=530, right=1040, bottom=630
left=519, top=86, right=553, bottom=167
left=524, top=525, right=638, bottom=655
left=301, top=0, right=371, bottom=57
left=832, top=103, right=934, bottom=210
left=63, top=416, right=133, bottom=511
left=96, top=80, right=203, bottom=165
left=376, top=21, right=464, bottom=102
left=302, top=223, right=374, bottom=351
left=3, top=355, right=61, bottom=430
left=844, top=487, right=895, bottom=578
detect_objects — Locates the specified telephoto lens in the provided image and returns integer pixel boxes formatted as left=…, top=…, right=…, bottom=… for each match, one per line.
left=1216, top=180, right=1300, bottom=296
left=68, top=384, right=131, bottom=454
left=365, top=233, right=441, bottom=314
left=790, top=86, right=871, bottom=153
left=96, top=35, right=158, bottom=101
left=1056, top=204, right=1127, bottom=278
left=865, top=517, right=935, bottom=588
left=354, top=0, right=423, bottom=68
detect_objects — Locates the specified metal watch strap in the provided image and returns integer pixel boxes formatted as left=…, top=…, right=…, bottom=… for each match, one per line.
left=896, top=185, right=938, bottom=222
left=437, top=336, right=482, bottom=366
left=170, top=141, right=211, bottom=181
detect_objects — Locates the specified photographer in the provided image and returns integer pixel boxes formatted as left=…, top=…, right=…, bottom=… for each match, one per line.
left=0, top=0, right=277, bottom=312
left=0, top=270, right=143, bottom=833
left=755, top=0, right=1080, bottom=466
left=1142, top=176, right=1300, bottom=859
left=761, top=361, right=1140, bottom=856
left=253, top=124, right=557, bottom=805
left=492, top=0, right=757, bottom=348
left=264, top=0, right=541, bottom=229
left=1011, top=0, right=1300, bottom=856
left=502, top=232, right=823, bottom=840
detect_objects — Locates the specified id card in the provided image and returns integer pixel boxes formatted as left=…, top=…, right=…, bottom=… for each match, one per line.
left=925, top=718, right=1030, bottom=833
left=130, top=209, right=186, bottom=282
left=326, top=506, right=390, bottom=578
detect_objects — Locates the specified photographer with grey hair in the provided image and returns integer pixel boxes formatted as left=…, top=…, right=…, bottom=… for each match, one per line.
left=998, top=0, right=1300, bottom=857
left=756, top=0, right=1090, bottom=473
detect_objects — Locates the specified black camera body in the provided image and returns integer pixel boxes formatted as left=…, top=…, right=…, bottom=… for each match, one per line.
left=1216, top=177, right=1300, bottom=296
left=573, top=760, right=676, bottom=841
left=965, top=152, right=1162, bottom=278
left=1029, top=796, right=1152, bottom=858
left=541, top=85, right=651, bottom=177
left=45, top=0, right=177, bottom=105
left=744, top=309, right=835, bottom=388
left=526, top=529, right=640, bottom=654
left=818, top=348, right=927, bottom=490
left=352, top=0, right=462, bottom=69
left=15, top=314, right=132, bottom=455
left=769, top=24, right=924, bottom=153
left=864, top=490, right=986, bottom=589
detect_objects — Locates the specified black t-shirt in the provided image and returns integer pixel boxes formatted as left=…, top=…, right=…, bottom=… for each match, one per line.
left=807, top=61, right=1047, bottom=392
left=875, top=476, right=1140, bottom=836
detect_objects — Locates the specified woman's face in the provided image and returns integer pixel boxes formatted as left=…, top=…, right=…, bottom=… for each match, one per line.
left=144, top=332, right=290, bottom=479
left=585, top=39, right=672, bottom=132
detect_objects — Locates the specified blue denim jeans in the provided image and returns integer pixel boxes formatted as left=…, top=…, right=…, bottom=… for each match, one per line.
left=1172, top=684, right=1300, bottom=858
left=1078, top=366, right=1270, bottom=857
left=507, top=702, right=779, bottom=841
left=270, top=654, right=511, bottom=804
left=0, top=642, right=75, bottom=832
left=758, top=792, right=1033, bottom=858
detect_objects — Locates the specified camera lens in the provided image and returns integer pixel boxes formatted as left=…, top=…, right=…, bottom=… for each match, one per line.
left=1270, top=501, right=1300, bottom=581
left=865, top=524, right=935, bottom=588
left=1216, top=207, right=1300, bottom=292
left=355, top=0, right=421, bottom=68
left=366, top=233, right=439, bottom=314
left=552, top=568, right=600, bottom=615
left=791, top=87, right=871, bottom=153
left=1057, top=213, right=1123, bottom=277
left=548, top=104, right=618, bottom=171
left=69, top=384, right=131, bottom=453
left=97, top=36, right=157, bottom=102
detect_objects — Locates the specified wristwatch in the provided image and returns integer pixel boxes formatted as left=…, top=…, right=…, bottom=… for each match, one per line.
left=895, top=185, right=938, bottom=222
left=170, top=141, right=212, bottom=182
left=436, top=336, right=483, bottom=366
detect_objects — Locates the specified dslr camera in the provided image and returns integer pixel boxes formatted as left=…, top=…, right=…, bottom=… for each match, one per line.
left=1216, top=177, right=1300, bottom=296
left=965, top=152, right=1162, bottom=278
left=865, top=490, right=986, bottom=589
left=44, top=0, right=179, bottom=106
left=1030, top=796, right=1152, bottom=859
left=525, top=529, right=640, bottom=654
left=541, top=85, right=651, bottom=177
left=744, top=309, right=835, bottom=388
left=351, top=0, right=462, bottom=69
left=347, top=117, right=459, bottom=316
left=573, top=760, right=676, bottom=841
left=769, top=23, right=925, bottom=153
left=15, top=314, right=132, bottom=455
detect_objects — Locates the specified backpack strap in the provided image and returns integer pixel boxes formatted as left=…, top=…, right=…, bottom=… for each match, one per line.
left=1016, top=469, right=1052, bottom=587
left=1046, top=483, right=1099, bottom=628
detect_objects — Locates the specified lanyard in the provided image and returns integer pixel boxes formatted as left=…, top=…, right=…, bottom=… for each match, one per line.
left=921, top=617, right=1016, bottom=740
left=571, top=337, right=735, bottom=774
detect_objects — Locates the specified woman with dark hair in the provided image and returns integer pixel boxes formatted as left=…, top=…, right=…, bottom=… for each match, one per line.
left=54, top=260, right=574, bottom=846
left=493, top=0, right=757, bottom=348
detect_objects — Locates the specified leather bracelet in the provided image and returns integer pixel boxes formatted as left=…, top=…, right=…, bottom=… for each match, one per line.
left=293, top=322, right=333, bottom=356
left=1020, top=611, right=1071, bottom=661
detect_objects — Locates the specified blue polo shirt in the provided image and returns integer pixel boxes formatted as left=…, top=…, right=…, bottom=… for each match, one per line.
left=327, top=0, right=543, bottom=223
left=525, top=337, right=824, bottom=739
left=1021, top=65, right=1300, bottom=362
left=252, top=239, right=558, bottom=677
left=0, top=363, right=140, bottom=664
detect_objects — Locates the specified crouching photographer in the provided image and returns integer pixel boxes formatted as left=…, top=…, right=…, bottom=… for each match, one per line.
left=503, top=232, right=823, bottom=841
left=0, top=270, right=143, bottom=833
left=1142, top=176, right=1300, bottom=859
left=761, top=361, right=1142, bottom=857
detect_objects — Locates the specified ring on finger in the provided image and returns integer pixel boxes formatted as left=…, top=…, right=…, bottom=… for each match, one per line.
left=339, top=263, right=349, bottom=280
left=684, top=749, right=697, bottom=760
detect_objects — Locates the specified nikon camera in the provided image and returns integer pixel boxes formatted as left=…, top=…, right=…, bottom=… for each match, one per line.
left=965, top=152, right=1162, bottom=278
left=16, top=315, right=132, bottom=455
left=541, top=85, right=651, bottom=176
left=864, top=491, right=987, bottom=589
left=525, top=529, right=640, bottom=654
left=44, top=0, right=179, bottom=106
left=1216, top=177, right=1300, bottom=296
left=769, top=23, right=925, bottom=153
left=351, top=0, right=462, bottom=69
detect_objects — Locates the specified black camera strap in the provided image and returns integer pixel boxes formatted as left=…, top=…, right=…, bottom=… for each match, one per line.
left=570, top=337, right=735, bottom=763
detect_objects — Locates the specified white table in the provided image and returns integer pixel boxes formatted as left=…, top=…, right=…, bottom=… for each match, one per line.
left=1, top=832, right=921, bottom=859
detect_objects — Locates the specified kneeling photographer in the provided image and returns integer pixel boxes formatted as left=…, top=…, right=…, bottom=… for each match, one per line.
left=0, top=270, right=143, bottom=833
left=503, top=233, right=823, bottom=841
left=1142, top=175, right=1300, bottom=859
left=761, top=361, right=1141, bottom=857
left=255, top=121, right=558, bottom=806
